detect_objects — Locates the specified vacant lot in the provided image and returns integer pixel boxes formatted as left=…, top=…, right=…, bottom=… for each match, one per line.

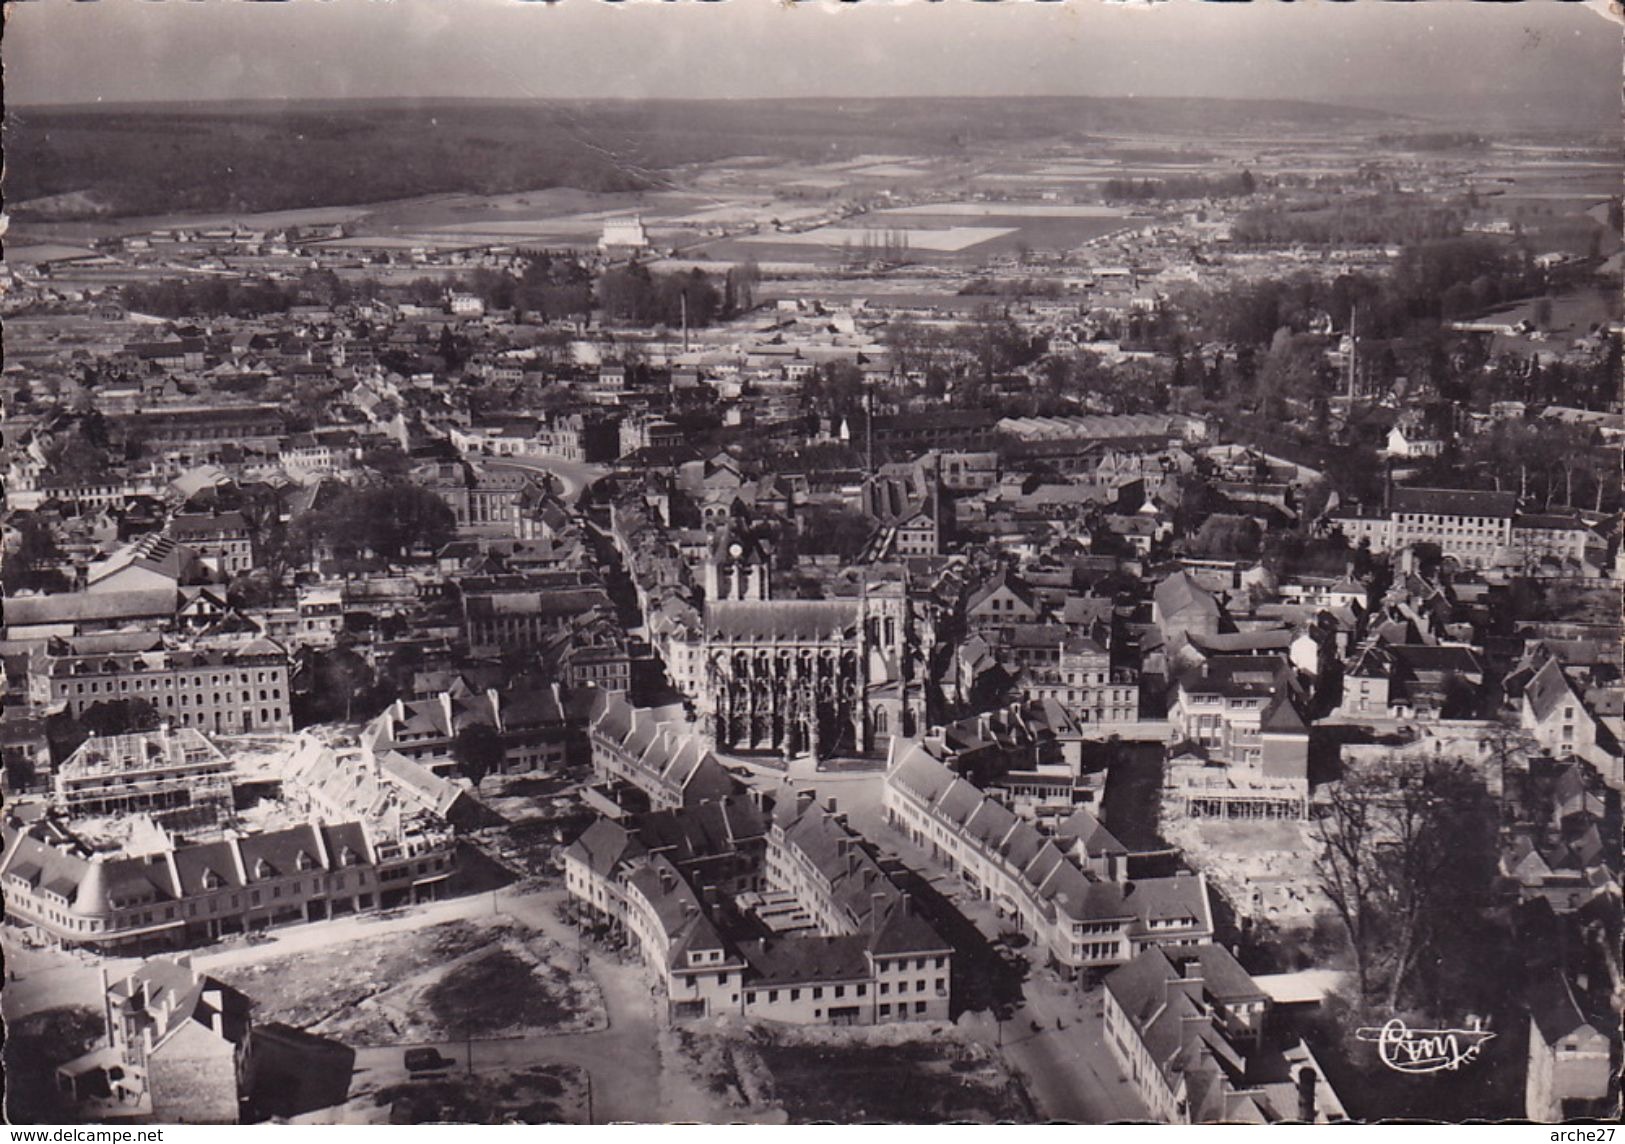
left=217, top=920, right=604, bottom=1045
left=423, top=948, right=599, bottom=1038
left=214, top=919, right=502, bottom=1032
left=673, top=1023, right=1033, bottom=1124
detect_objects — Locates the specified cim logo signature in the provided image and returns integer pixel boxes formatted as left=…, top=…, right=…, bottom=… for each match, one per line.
left=1354, top=1018, right=1497, bottom=1075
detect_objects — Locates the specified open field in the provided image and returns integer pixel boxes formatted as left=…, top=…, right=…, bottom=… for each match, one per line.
left=1161, top=816, right=1330, bottom=928
left=1482, top=285, right=1622, bottom=333
left=421, top=947, right=599, bottom=1038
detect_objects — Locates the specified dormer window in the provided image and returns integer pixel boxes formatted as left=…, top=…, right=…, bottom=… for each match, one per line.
left=202, top=869, right=225, bottom=891
left=296, top=851, right=318, bottom=872
left=253, top=858, right=274, bottom=880
left=339, top=846, right=360, bottom=867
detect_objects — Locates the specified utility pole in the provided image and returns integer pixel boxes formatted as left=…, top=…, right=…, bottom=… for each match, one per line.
left=680, top=290, right=690, bottom=354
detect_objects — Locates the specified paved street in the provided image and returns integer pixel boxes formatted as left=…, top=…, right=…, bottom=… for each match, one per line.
left=482, top=455, right=608, bottom=500
left=721, top=763, right=1146, bottom=1121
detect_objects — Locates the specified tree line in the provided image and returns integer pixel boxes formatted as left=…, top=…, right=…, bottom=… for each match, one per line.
left=1101, top=170, right=1257, bottom=202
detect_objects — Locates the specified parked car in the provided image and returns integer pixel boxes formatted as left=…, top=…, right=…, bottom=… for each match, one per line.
left=404, top=1048, right=453, bottom=1074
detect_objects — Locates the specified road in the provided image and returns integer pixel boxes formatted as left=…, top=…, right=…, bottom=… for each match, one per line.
left=822, top=777, right=1148, bottom=1123
left=482, top=454, right=609, bottom=500
left=965, top=975, right=1147, bottom=1123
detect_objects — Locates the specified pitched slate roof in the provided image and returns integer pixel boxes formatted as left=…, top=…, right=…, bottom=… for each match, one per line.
left=1390, top=486, right=1517, bottom=520
left=3, top=588, right=178, bottom=629
left=704, top=600, right=860, bottom=643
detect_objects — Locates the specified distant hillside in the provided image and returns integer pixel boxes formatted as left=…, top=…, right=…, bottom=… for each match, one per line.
left=2, top=96, right=1401, bottom=221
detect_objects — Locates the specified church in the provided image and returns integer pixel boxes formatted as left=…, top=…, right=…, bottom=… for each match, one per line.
left=696, top=532, right=927, bottom=763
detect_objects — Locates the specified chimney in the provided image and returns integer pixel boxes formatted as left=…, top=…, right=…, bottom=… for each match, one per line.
left=796, top=789, right=816, bottom=814
left=824, top=796, right=839, bottom=815
left=1296, top=1067, right=1318, bottom=1123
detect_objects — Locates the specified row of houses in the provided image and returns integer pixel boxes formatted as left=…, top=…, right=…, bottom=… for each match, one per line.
left=883, top=737, right=1214, bottom=972
left=1, top=810, right=453, bottom=952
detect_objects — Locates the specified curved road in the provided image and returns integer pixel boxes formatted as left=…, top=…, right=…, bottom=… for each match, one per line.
left=482, top=454, right=610, bottom=500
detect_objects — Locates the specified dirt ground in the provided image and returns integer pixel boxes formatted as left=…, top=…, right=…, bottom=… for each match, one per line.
left=214, top=917, right=605, bottom=1044
left=299, top=1063, right=589, bottom=1125
left=668, top=1018, right=1034, bottom=1124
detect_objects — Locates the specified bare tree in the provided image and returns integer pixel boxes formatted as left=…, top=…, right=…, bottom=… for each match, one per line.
left=1313, top=751, right=1498, bottom=1015
left=1313, top=770, right=1381, bottom=1009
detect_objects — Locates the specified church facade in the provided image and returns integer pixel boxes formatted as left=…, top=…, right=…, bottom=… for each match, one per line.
left=696, top=542, right=927, bottom=762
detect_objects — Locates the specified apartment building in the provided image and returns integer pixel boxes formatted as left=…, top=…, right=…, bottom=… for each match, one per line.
left=1016, top=635, right=1138, bottom=725
left=1329, top=487, right=1517, bottom=570
left=168, top=511, right=256, bottom=578
left=587, top=691, right=738, bottom=811
left=31, top=637, right=294, bottom=735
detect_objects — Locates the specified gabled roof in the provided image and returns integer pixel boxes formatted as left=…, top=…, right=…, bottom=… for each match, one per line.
left=1525, top=657, right=1581, bottom=724
left=966, top=569, right=1039, bottom=616
left=563, top=817, right=645, bottom=879
left=1055, top=807, right=1129, bottom=859
left=1154, top=570, right=1220, bottom=621
left=4, top=588, right=177, bottom=628
left=1259, top=689, right=1307, bottom=735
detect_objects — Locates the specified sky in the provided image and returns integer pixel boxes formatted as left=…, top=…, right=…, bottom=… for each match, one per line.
left=5, top=0, right=1620, bottom=125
